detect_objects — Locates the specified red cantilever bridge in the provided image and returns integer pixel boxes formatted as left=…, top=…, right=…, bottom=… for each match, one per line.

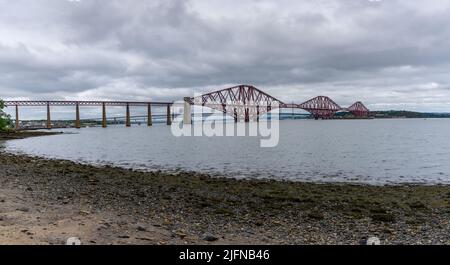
left=4, top=84, right=369, bottom=130
left=189, top=85, right=369, bottom=122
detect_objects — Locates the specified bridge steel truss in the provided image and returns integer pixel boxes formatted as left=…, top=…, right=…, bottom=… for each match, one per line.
left=297, top=96, right=342, bottom=120
left=190, top=85, right=284, bottom=122
left=190, top=85, right=369, bottom=122
left=347, top=101, right=370, bottom=118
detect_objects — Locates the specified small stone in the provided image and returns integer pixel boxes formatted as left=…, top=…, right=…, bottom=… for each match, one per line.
left=366, top=237, right=381, bottom=245
left=202, top=233, right=219, bottom=242
left=254, top=221, right=264, bottom=227
left=370, top=213, right=395, bottom=223
left=137, top=226, right=147, bottom=232
left=66, top=237, right=82, bottom=245
left=175, top=231, right=187, bottom=239
left=137, top=237, right=153, bottom=241
left=17, top=207, right=30, bottom=212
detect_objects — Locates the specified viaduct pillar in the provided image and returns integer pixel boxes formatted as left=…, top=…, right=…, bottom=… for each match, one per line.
left=15, top=105, right=19, bottom=130
left=166, top=104, right=172, bottom=125
left=46, top=102, right=52, bottom=129
left=183, top=97, right=191, bottom=125
left=126, top=103, right=131, bottom=127
left=125, top=103, right=131, bottom=127
left=75, top=103, right=81, bottom=129
left=147, top=103, right=152, bottom=126
left=102, top=103, right=107, bottom=128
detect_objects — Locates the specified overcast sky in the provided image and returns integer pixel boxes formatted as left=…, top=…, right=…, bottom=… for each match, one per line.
left=2, top=0, right=450, bottom=117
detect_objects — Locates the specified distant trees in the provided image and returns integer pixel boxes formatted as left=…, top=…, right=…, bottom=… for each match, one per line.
left=0, top=99, right=12, bottom=131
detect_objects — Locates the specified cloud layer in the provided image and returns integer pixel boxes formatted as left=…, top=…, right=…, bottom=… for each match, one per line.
left=2, top=0, right=450, bottom=114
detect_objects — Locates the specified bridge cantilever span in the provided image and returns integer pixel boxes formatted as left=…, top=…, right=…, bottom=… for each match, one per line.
left=3, top=100, right=174, bottom=130
left=190, top=85, right=285, bottom=122
left=298, top=96, right=342, bottom=120
left=188, top=85, right=369, bottom=122
left=347, top=101, right=369, bottom=118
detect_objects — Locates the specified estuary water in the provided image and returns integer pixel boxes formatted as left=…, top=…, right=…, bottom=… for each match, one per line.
left=3, top=119, right=450, bottom=185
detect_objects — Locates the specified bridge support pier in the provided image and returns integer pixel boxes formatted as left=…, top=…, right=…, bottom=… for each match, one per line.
left=244, top=108, right=250, bottom=123
left=102, top=103, right=107, bottom=128
left=126, top=104, right=131, bottom=127
left=15, top=105, right=19, bottom=130
left=183, top=97, right=191, bottom=125
left=166, top=104, right=172, bottom=125
left=75, top=103, right=81, bottom=129
left=256, top=105, right=260, bottom=122
left=147, top=103, right=152, bottom=126
left=46, top=102, right=52, bottom=129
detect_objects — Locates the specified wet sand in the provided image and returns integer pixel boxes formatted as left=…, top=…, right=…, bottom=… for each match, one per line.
left=1, top=131, right=450, bottom=245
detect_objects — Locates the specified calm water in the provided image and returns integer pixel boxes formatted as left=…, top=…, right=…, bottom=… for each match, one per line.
left=3, top=119, right=450, bottom=185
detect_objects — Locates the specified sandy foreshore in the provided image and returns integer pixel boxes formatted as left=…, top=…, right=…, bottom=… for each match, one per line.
left=1, top=131, right=450, bottom=245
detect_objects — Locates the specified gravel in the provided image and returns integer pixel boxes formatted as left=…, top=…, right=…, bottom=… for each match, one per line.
left=1, top=131, right=450, bottom=245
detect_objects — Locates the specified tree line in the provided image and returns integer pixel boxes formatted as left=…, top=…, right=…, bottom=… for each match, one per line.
left=0, top=99, right=12, bottom=131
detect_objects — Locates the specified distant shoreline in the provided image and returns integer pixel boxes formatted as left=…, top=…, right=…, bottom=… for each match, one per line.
left=0, top=130, right=62, bottom=141
left=1, top=130, right=450, bottom=245
left=7, top=115, right=450, bottom=132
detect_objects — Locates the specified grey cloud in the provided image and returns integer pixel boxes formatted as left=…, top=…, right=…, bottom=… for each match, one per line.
left=0, top=0, right=450, bottom=113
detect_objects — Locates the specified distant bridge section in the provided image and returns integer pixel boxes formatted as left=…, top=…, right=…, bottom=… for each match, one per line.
left=297, top=96, right=342, bottom=120
left=347, top=101, right=370, bottom=118
left=3, top=100, right=174, bottom=130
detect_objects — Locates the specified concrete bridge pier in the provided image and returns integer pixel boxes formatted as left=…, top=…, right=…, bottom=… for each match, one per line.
left=167, top=104, right=172, bottom=125
left=102, top=103, right=107, bottom=128
left=256, top=105, right=260, bottom=122
left=15, top=105, right=19, bottom=130
left=244, top=108, right=250, bottom=123
left=147, top=103, right=152, bottom=126
left=75, top=103, right=81, bottom=129
left=266, top=105, right=272, bottom=121
left=46, top=102, right=52, bottom=129
left=126, top=103, right=131, bottom=127
left=183, top=97, right=191, bottom=125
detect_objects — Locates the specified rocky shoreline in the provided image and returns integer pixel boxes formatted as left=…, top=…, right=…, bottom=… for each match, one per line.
left=1, top=131, right=450, bottom=245
left=0, top=130, right=62, bottom=141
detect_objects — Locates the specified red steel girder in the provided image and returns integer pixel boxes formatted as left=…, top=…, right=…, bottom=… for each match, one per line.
left=191, top=85, right=284, bottom=122
left=347, top=101, right=369, bottom=117
left=298, top=96, right=342, bottom=119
